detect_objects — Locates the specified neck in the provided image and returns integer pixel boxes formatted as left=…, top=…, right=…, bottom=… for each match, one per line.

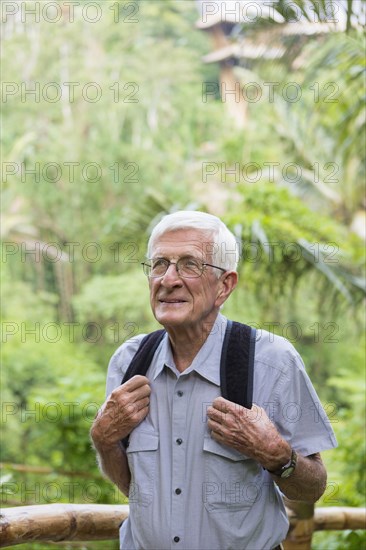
left=165, top=314, right=219, bottom=372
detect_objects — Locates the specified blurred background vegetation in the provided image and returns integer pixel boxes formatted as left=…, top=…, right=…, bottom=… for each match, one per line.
left=1, top=1, right=365, bottom=549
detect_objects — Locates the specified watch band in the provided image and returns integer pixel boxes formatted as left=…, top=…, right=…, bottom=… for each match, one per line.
left=267, top=449, right=297, bottom=478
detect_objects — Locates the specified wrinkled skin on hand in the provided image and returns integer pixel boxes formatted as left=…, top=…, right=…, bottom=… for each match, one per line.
left=207, top=397, right=291, bottom=471
left=90, top=375, right=151, bottom=450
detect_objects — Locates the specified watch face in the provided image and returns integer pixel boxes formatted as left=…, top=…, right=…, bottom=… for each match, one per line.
left=281, top=466, right=295, bottom=479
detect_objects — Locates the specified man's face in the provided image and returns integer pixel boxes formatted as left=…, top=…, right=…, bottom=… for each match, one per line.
left=148, top=229, right=227, bottom=332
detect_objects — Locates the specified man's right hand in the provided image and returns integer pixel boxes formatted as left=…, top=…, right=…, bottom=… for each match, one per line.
left=90, top=375, right=151, bottom=450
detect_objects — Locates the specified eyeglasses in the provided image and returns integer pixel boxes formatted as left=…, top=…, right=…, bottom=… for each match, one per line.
left=141, top=257, right=227, bottom=278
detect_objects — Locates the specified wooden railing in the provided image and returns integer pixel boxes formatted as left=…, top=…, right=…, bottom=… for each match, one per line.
left=0, top=503, right=365, bottom=548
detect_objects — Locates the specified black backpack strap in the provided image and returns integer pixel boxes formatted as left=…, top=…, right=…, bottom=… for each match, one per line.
left=121, top=329, right=166, bottom=385
left=120, top=329, right=165, bottom=449
left=220, top=320, right=256, bottom=409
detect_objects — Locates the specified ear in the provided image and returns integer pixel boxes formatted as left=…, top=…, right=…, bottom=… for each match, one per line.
left=215, top=271, right=238, bottom=307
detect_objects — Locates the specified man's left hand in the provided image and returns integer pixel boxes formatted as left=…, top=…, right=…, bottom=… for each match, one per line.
left=207, top=397, right=291, bottom=471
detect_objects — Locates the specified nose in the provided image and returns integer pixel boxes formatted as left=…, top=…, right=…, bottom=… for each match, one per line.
left=160, top=262, right=182, bottom=287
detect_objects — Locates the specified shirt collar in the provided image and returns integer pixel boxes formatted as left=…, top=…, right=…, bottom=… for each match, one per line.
left=150, top=313, right=228, bottom=386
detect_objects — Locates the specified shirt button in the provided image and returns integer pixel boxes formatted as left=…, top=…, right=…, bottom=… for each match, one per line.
left=176, top=438, right=183, bottom=445
left=173, top=536, right=180, bottom=543
left=177, top=391, right=183, bottom=397
left=175, top=488, right=182, bottom=495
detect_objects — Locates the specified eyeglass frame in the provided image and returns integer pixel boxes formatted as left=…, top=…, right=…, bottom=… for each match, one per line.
left=141, top=257, right=227, bottom=279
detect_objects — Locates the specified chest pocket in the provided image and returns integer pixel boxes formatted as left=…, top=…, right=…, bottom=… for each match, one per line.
left=203, top=436, right=261, bottom=513
left=126, top=429, right=159, bottom=507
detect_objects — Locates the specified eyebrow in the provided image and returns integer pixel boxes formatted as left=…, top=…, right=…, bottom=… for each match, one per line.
left=151, top=255, right=201, bottom=261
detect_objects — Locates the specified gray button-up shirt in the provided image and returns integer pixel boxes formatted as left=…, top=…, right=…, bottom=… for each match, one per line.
left=106, top=314, right=337, bottom=550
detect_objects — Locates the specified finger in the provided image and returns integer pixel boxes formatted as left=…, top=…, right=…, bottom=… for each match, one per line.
left=207, top=417, right=222, bottom=432
left=208, top=421, right=227, bottom=444
left=129, top=383, right=151, bottom=403
left=212, top=396, right=233, bottom=413
left=135, top=396, right=150, bottom=411
left=122, top=375, right=150, bottom=392
left=210, top=429, right=224, bottom=443
left=207, top=406, right=226, bottom=423
left=244, top=404, right=264, bottom=423
left=134, top=406, right=150, bottom=424
left=111, top=378, right=150, bottom=403
left=105, top=385, right=149, bottom=418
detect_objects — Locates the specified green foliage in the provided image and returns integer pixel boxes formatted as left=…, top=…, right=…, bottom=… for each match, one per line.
left=224, top=183, right=365, bottom=307
left=313, top=529, right=366, bottom=550
left=324, top=345, right=366, bottom=507
left=73, top=268, right=160, bottom=339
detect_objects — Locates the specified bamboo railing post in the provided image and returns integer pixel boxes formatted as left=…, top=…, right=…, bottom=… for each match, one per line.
left=284, top=499, right=315, bottom=550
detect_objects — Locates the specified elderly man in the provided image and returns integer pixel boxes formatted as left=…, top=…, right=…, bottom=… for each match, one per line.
left=91, top=211, right=337, bottom=550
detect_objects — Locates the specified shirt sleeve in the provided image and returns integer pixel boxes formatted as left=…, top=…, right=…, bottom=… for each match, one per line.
left=105, top=334, right=146, bottom=398
left=255, top=331, right=338, bottom=457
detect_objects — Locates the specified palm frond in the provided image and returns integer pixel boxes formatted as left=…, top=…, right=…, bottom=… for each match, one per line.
left=298, top=238, right=365, bottom=303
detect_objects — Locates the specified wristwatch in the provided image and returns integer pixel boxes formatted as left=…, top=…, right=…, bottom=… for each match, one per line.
left=267, top=449, right=297, bottom=478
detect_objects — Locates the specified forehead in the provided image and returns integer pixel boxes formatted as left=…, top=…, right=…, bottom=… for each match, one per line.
left=151, top=229, right=215, bottom=259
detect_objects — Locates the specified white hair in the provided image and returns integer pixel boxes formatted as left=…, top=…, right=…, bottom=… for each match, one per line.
left=147, top=210, right=240, bottom=272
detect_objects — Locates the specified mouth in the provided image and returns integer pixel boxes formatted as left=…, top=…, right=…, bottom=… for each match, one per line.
left=158, top=299, right=187, bottom=304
